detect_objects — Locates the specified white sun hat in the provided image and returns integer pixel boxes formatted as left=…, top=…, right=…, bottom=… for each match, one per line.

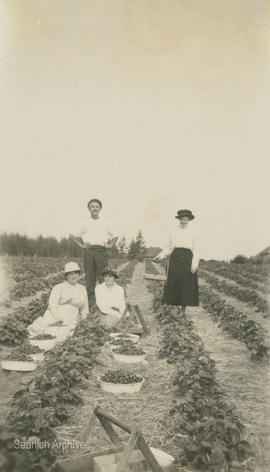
left=64, top=262, right=80, bottom=273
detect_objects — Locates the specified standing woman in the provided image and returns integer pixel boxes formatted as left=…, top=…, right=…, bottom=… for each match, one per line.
left=154, top=209, right=199, bottom=313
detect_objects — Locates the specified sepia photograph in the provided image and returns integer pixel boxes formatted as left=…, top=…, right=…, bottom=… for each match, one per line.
left=0, top=1, right=270, bottom=471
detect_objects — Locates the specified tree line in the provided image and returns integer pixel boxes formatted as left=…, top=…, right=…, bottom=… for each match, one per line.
left=0, top=231, right=147, bottom=260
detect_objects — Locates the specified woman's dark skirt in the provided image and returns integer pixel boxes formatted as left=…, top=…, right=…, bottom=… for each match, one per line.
left=162, top=248, right=199, bottom=306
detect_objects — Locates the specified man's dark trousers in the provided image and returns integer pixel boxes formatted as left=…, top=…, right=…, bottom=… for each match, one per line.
left=84, top=246, right=108, bottom=307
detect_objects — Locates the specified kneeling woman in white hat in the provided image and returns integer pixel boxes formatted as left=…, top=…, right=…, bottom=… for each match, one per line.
left=95, top=267, right=127, bottom=328
left=28, top=262, right=89, bottom=337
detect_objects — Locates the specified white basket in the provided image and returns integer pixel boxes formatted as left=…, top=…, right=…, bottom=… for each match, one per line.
left=104, top=341, right=117, bottom=352
left=29, top=338, right=56, bottom=351
left=1, top=360, right=37, bottom=372
left=28, top=353, right=45, bottom=362
left=109, top=333, right=139, bottom=343
left=105, top=341, right=135, bottom=352
left=149, top=448, right=175, bottom=468
left=111, top=349, right=147, bottom=364
left=98, top=376, right=145, bottom=393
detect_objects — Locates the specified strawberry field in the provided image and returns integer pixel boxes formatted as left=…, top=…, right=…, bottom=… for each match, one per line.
left=0, top=257, right=269, bottom=472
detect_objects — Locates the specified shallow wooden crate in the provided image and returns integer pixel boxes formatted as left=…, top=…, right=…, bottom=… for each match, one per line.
left=53, top=406, right=173, bottom=472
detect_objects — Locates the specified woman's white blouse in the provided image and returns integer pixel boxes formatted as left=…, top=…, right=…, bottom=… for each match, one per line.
left=49, top=281, right=89, bottom=319
left=159, top=226, right=199, bottom=270
left=95, top=282, right=126, bottom=317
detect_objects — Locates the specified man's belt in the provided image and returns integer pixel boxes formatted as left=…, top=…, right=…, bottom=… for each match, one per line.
left=85, top=244, right=106, bottom=251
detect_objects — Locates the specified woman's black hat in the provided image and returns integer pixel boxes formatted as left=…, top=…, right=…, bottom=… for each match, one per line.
left=102, top=267, right=119, bottom=278
left=175, top=209, right=195, bottom=220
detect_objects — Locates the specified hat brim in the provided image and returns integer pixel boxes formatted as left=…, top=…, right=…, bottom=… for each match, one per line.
left=102, top=271, right=119, bottom=278
left=175, top=215, right=194, bottom=220
left=64, top=269, right=81, bottom=274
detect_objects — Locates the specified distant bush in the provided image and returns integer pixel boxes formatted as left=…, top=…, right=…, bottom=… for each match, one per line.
left=231, top=254, right=249, bottom=264
left=250, top=255, right=265, bottom=265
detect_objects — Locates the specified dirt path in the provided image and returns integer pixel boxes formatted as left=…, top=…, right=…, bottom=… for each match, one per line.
left=54, top=262, right=181, bottom=468
left=188, top=305, right=270, bottom=472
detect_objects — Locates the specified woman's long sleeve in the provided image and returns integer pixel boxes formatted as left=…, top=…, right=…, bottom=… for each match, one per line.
left=118, top=287, right=126, bottom=315
left=158, top=234, right=173, bottom=259
left=48, top=285, right=61, bottom=319
left=80, top=289, right=89, bottom=319
left=95, top=286, right=110, bottom=314
left=191, top=234, right=199, bottom=270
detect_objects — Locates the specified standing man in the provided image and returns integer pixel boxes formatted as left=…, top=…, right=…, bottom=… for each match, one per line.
left=69, top=199, right=118, bottom=307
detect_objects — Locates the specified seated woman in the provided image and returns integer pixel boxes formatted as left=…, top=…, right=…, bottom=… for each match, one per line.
left=28, top=262, right=89, bottom=337
left=95, top=267, right=127, bottom=328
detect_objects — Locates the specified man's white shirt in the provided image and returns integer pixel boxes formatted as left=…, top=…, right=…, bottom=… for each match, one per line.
left=73, top=218, right=118, bottom=246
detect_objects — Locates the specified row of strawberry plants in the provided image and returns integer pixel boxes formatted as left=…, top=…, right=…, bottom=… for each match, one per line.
left=11, top=271, right=66, bottom=300
left=0, top=293, right=51, bottom=346
left=10, top=257, right=69, bottom=282
left=200, top=261, right=263, bottom=291
left=148, top=281, right=253, bottom=472
left=200, top=270, right=268, bottom=314
left=201, top=260, right=268, bottom=284
left=199, top=285, right=268, bottom=361
left=0, top=313, right=108, bottom=472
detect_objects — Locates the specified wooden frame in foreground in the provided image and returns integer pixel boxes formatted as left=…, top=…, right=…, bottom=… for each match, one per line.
left=53, top=406, right=164, bottom=472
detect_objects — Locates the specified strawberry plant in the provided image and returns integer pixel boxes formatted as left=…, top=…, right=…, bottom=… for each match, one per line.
left=200, top=261, right=263, bottom=291
left=201, top=271, right=268, bottom=313
left=0, top=293, right=50, bottom=346
left=6, top=352, right=34, bottom=362
left=200, top=285, right=268, bottom=361
left=108, top=338, right=134, bottom=347
left=101, top=369, right=143, bottom=384
left=112, top=344, right=145, bottom=355
left=31, top=334, right=56, bottom=340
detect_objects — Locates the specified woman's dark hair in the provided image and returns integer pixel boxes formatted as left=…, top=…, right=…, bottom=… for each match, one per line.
left=64, top=271, right=80, bottom=279
left=87, top=198, right=102, bottom=209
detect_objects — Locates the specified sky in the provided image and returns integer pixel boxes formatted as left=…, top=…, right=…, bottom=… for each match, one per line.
left=0, top=0, right=270, bottom=260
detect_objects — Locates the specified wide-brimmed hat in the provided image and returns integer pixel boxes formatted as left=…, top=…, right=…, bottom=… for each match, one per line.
left=102, top=267, right=119, bottom=278
left=64, top=262, right=81, bottom=274
left=87, top=198, right=102, bottom=209
left=175, top=209, right=195, bottom=220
